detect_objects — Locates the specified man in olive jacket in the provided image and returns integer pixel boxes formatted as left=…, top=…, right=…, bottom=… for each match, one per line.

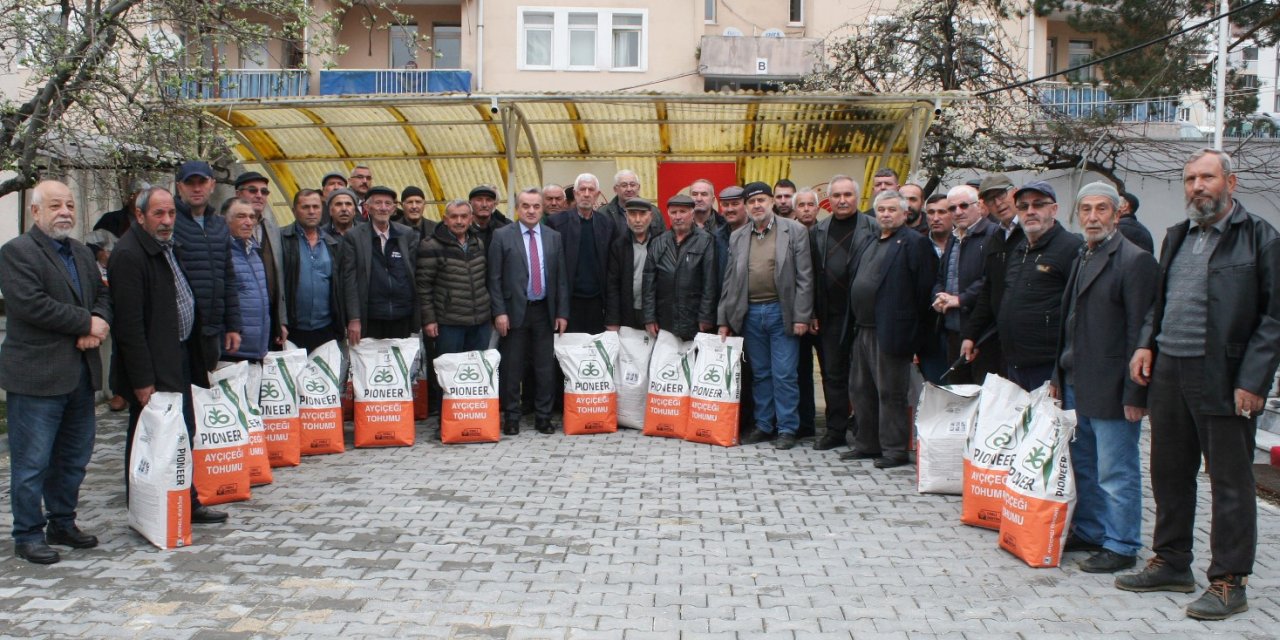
left=416, top=199, right=491, bottom=354
left=643, top=194, right=717, bottom=340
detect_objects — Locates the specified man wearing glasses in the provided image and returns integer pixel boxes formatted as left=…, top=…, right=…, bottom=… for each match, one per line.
left=961, top=181, right=1082, bottom=391
left=932, top=184, right=995, bottom=384
left=234, top=172, right=286, bottom=338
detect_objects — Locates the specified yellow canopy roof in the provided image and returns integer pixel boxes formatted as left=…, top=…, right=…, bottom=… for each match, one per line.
left=199, top=92, right=952, bottom=221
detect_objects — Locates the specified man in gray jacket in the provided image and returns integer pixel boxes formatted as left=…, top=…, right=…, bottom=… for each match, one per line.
left=717, top=182, right=814, bottom=450
left=0, top=180, right=112, bottom=564
left=341, top=185, right=419, bottom=343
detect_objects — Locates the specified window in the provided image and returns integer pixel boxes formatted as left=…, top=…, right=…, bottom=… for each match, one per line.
left=612, top=13, right=642, bottom=69
left=1067, top=40, right=1094, bottom=82
left=390, top=24, right=418, bottom=68
left=1046, top=37, right=1057, bottom=76
left=518, top=7, right=648, bottom=71
left=240, top=42, right=270, bottom=69
left=705, top=0, right=715, bottom=24
left=789, top=0, right=803, bottom=25
left=433, top=24, right=461, bottom=69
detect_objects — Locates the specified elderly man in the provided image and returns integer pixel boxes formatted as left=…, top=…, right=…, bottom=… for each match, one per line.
left=773, top=179, right=797, bottom=219
left=282, top=189, right=342, bottom=352
left=397, top=186, right=435, bottom=238
left=325, top=188, right=359, bottom=238
left=416, top=200, right=491, bottom=354
left=844, top=190, right=937, bottom=468
left=173, top=160, right=241, bottom=378
left=718, top=182, right=814, bottom=450
left=1046, top=182, right=1160, bottom=575
left=958, top=173, right=1022, bottom=379
left=1117, top=149, right=1280, bottom=621
left=605, top=197, right=660, bottom=331
left=548, top=173, right=616, bottom=334
left=932, top=185, right=996, bottom=384
left=222, top=198, right=281, bottom=362
left=962, top=181, right=1081, bottom=391
left=341, top=185, right=419, bottom=343
left=232, top=172, right=285, bottom=335
left=690, top=179, right=725, bottom=232
left=488, top=188, right=569, bottom=435
left=643, top=194, right=717, bottom=340
left=469, top=184, right=512, bottom=250
left=794, top=189, right=820, bottom=229
left=600, top=170, right=665, bottom=239
left=111, top=186, right=228, bottom=525
left=811, top=175, right=878, bottom=452
left=0, top=181, right=112, bottom=564
left=542, top=184, right=568, bottom=215
left=320, top=171, right=348, bottom=197
left=714, top=185, right=746, bottom=280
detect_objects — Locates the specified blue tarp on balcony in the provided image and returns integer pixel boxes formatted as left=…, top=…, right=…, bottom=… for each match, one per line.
left=319, top=70, right=472, bottom=96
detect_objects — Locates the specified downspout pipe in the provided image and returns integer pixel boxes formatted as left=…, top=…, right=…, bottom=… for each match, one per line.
left=476, top=0, right=485, bottom=91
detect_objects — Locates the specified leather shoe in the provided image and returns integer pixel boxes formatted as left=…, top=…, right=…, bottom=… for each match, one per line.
left=774, top=433, right=797, bottom=450
left=873, top=456, right=910, bottom=469
left=740, top=428, right=773, bottom=445
left=15, top=541, right=60, bottom=565
left=536, top=419, right=556, bottom=434
left=1079, top=549, right=1137, bottom=574
left=108, top=395, right=127, bottom=412
left=46, top=524, right=98, bottom=549
left=192, top=506, right=228, bottom=524
left=813, top=432, right=846, bottom=451
left=1064, top=534, right=1104, bottom=553
left=839, top=449, right=880, bottom=461
left=502, top=422, right=520, bottom=436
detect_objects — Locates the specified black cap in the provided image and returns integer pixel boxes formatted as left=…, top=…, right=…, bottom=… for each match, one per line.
left=1014, top=180, right=1057, bottom=202
left=234, top=171, right=268, bottom=189
left=176, top=160, right=213, bottom=182
left=718, top=185, right=745, bottom=201
left=666, top=194, right=695, bottom=208
left=469, top=185, right=498, bottom=200
left=625, top=197, right=652, bottom=211
left=366, top=185, right=397, bottom=200
left=742, top=181, right=773, bottom=200
left=401, top=186, right=425, bottom=201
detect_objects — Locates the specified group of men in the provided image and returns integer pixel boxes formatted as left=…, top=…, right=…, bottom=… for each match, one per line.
left=3, top=151, right=1277, bottom=625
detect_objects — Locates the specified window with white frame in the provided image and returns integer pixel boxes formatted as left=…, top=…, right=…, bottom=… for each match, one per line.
left=518, top=7, right=648, bottom=71
left=789, top=0, right=803, bottom=25
left=705, top=0, right=716, bottom=24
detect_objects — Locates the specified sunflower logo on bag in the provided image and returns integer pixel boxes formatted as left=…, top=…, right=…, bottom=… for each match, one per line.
left=984, top=423, right=1015, bottom=450
left=260, top=380, right=282, bottom=401
left=658, top=364, right=681, bottom=382
left=204, top=405, right=234, bottom=428
left=700, top=365, right=724, bottom=385
left=455, top=363, right=482, bottom=385
left=579, top=360, right=603, bottom=379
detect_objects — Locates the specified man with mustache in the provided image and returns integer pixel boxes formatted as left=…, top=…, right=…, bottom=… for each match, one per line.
left=1117, top=149, right=1280, bottom=621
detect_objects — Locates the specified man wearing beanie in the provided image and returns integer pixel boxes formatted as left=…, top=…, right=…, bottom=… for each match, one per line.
left=717, top=181, right=814, bottom=450
left=396, top=186, right=435, bottom=238
left=1050, top=181, right=1159, bottom=574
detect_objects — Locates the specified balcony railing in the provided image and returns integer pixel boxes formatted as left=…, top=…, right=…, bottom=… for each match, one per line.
left=318, top=69, right=472, bottom=96
left=161, top=69, right=309, bottom=100
left=1036, top=81, right=1179, bottom=123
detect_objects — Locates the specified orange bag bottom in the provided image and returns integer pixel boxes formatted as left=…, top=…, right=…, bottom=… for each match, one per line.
left=194, top=446, right=251, bottom=506
left=563, top=393, right=618, bottom=435
left=300, top=407, right=345, bottom=455
left=355, top=401, right=415, bottom=447
left=642, top=394, right=688, bottom=439
left=961, top=459, right=1007, bottom=530
left=684, top=398, right=739, bottom=447
left=263, top=418, right=301, bottom=468
left=999, top=492, right=1072, bottom=568
left=440, top=398, right=501, bottom=444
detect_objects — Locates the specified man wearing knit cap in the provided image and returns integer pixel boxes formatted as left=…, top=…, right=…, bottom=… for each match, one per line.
left=469, top=184, right=511, bottom=250
left=340, top=185, right=419, bottom=342
left=1050, top=181, right=1159, bottom=574
left=325, top=188, right=359, bottom=237
left=397, top=186, right=435, bottom=238
left=718, top=181, right=814, bottom=450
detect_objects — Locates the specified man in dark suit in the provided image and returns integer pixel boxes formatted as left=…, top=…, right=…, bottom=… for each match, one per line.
left=1119, top=149, right=1280, bottom=620
left=605, top=197, right=660, bottom=331
left=959, top=174, right=1023, bottom=378
left=341, top=185, right=419, bottom=343
left=931, top=184, right=996, bottom=384
left=548, top=173, right=615, bottom=334
left=110, top=186, right=228, bottom=526
left=0, top=180, right=112, bottom=564
left=488, top=187, right=569, bottom=435
left=1050, top=182, right=1159, bottom=575
left=844, top=190, right=938, bottom=469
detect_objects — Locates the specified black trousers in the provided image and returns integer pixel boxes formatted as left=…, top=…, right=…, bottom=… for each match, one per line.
left=125, top=339, right=203, bottom=507
left=1149, top=355, right=1257, bottom=578
left=797, top=332, right=818, bottom=437
left=500, top=302, right=556, bottom=422
left=817, top=313, right=852, bottom=439
left=287, top=324, right=341, bottom=352
left=848, top=329, right=913, bottom=460
left=365, top=316, right=415, bottom=340
left=567, top=295, right=606, bottom=335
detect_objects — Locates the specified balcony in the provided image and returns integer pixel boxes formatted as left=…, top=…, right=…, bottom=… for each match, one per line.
left=699, top=36, right=824, bottom=81
left=318, top=69, right=472, bottom=96
left=161, top=69, right=309, bottom=100
left=1036, top=81, right=1179, bottom=123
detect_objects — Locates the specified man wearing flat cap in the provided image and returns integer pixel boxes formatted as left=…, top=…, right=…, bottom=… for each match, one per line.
left=962, top=180, right=1081, bottom=391
left=718, top=182, right=814, bottom=450
left=233, top=172, right=286, bottom=343
left=605, top=197, right=661, bottom=331
left=643, top=194, right=717, bottom=341
left=1049, top=181, right=1159, bottom=575
left=321, top=171, right=348, bottom=197
left=340, top=185, right=419, bottom=343
left=469, top=184, right=511, bottom=250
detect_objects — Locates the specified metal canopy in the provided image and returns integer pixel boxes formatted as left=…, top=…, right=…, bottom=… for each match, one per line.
left=198, top=92, right=953, bottom=220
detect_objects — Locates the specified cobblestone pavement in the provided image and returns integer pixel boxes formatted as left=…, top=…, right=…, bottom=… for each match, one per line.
left=1, top=407, right=1278, bottom=639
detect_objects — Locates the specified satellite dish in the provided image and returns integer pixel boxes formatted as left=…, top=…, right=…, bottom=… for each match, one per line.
left=723, top=27, right=743, bottom=37
left=762, top=28, right=785, bottom=38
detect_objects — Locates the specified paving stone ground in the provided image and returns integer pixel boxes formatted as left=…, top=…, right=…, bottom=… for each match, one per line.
left=2, top=406, right=1279, bottom=639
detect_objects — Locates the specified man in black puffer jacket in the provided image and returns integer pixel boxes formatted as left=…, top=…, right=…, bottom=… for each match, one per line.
left=416, top=199, right=492, bottom=354
left=643, top=194, right=717, bottom=340
left=172, top=160, right=241, bottom=380
left=962, top=181, right=1082, bottom=391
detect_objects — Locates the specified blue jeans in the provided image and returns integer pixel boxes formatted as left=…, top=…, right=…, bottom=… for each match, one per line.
left=435, top=323, right=492, bottom=356
left=1064, top=384, right=1143, bottom=556
left=743, top=302, right=800, bottom=435
left=8, top=366, right=97, bottom=543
